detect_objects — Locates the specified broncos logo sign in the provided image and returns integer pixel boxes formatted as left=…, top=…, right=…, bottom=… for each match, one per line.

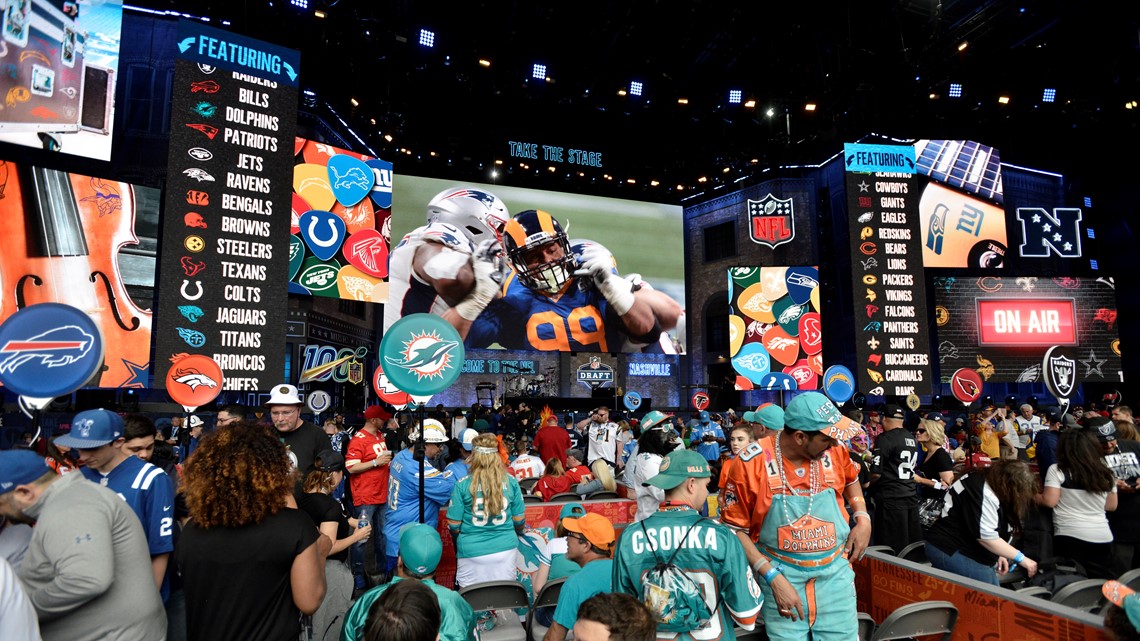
left=172, top=368, right=218, bottom=391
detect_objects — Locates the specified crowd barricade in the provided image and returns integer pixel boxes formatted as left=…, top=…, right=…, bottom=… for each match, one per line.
left=435, top=497, right=636, bottom=590
left=854, top=549, right=1111, bottom=640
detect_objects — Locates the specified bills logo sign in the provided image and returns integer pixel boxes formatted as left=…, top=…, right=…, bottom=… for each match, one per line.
left=747, top=194, right=795, bottom=249
left=1015, top=208, right=1083, bottom=258
left=0, top=326, right=93, bottom=373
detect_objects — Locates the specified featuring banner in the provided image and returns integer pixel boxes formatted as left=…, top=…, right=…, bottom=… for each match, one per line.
left=0, top=163, right=156, bottom=388
left=913, top=139, right=1008, bottom=268
left=155, top=23, right=298, bottom=392
left=846, top=162, right=933, bottom=396
left=290, top=138, right=392, bottom=302
left=0, top=0, right=123, bottom=160
left=728, top=266, right=822, bottom=391
left=935, top=276, right=1121, bottom=384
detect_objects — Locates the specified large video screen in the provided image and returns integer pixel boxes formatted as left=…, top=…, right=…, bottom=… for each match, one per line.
left=0, top=161, right=156, bottom=388
left=0, top=0, right=123, bottom=161
left=387, top=176, right=685, bottom=354
left=914, top=139, right=1008, bottom=269
left=935, top=276, right=1121, bottom=383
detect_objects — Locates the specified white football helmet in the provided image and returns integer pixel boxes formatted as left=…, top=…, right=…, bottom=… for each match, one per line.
left=425, top=187, right=509, bottom=244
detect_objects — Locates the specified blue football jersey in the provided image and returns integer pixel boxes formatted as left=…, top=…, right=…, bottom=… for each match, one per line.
left=383, top=448, right=456, bottom=558
left=81, top=456, right=175, bottom=558
left=466, top=272, right=625, bottom=351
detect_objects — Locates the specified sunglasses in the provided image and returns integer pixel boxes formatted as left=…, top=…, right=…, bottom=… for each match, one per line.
left=568, top=533, right=589, bottom=545
left=916, top=429, right=927, bottom=434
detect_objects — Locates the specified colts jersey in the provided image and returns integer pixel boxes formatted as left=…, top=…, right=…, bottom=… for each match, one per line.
left=385, top=222, right=474, bottom=331
left=467, top=270, right=623, bottom=351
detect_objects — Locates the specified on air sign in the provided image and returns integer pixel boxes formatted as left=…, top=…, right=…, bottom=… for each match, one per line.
left=977, top=299, right=1077, bottom=346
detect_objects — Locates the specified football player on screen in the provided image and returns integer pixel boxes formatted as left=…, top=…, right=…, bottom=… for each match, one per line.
left=384, top=187, right=511, bottom=333
left=460, top=209, right=682, bottom=352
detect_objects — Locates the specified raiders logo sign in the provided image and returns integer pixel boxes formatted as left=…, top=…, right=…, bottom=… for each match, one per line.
left=747, top=194, right=795, bottom=249
left=1043, top=345, right=1078, bottom=399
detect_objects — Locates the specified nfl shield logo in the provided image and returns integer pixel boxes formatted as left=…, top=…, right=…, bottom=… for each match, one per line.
left=347, top=360, right=364, bottom=384
left=748, top=194, right=795, bottom=249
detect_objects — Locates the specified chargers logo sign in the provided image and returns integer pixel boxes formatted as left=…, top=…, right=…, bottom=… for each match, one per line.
left=748, top=194, right=795, bottom=249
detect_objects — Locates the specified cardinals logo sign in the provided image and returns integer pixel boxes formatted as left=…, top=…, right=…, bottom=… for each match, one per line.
left=748, top=194, right=795, bottom=249
left=950, top=368, right=983, bottom=404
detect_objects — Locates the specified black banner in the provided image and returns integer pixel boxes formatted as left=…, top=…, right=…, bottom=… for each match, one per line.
left=155, top=56, right=297, bottom=391
left=846, top=169, right=933, bottom=396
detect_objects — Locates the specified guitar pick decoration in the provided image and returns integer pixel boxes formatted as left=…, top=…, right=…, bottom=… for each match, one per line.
left=798, top=312, right=823, bottom=355
left=290, top=193, right=310, bottom=235
left=332, top=197, right=376, bottom=235
left=342, top=228, right=389, bottom=278
left=731, top=342, right=772, bottom=384
left=762, top=326, right=800, bottom=366
left=760, top=266, right=789, bottom=300
left=327, top=154, right=374, bottom=207
left=299, top=210, right=347, bottom=261
left=337, top=265, right=383, bottom=302
left=783, top=360, right=818, bottom=389
left=289, top=236, right=305, bottom=280
left=758, top=372, right=798, bottom=391
left=366, top=159, right=394, bottom=209
left=298, top=257, right=341, bottom=294
left=293, top=163, right=336, bottom=211
left=785, top=266, right=819, bottom=306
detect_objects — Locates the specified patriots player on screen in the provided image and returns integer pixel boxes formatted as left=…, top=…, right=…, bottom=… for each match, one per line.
left=381, top=419, right=456, bottom=572
left=384, top=187, right=510, bottom=333
left=462, top=209, right=681, bottom=352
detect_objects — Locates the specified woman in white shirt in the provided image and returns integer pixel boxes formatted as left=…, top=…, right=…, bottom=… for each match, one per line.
left=622, top=411, right=678, bottom=521
left=1036, top=428, right=1119, bottom=578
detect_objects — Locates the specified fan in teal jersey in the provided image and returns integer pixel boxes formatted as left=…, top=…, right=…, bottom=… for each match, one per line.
left=446, top=433, right=527, bottom=587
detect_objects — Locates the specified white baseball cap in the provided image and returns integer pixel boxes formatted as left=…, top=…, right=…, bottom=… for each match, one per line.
left=460, top=428, right=479, bottom=451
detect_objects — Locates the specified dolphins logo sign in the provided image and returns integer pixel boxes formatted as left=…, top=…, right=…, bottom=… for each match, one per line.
left=379, top=314, right=466, bottom=396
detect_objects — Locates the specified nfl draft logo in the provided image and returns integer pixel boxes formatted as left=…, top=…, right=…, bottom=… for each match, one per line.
left=748, top=194, right=795, bottom=249
left=577, top=356, right=614, bottom=390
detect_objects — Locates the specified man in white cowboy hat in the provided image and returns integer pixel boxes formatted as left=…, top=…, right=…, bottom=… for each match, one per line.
left=266, top=384, right=331, bottom=476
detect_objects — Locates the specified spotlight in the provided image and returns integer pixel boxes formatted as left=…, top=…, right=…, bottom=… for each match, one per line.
left=677, top=98, right=689, bottom=105
left=765, top=108, right=775, bottom=117
left=418, top=29, right=435, bottom=48
left=1042, top=88, right=1056, bottom=103
left=949, top=83, right=962, bottom=98
left=532, top=64, right=546, bottom=80
left=728, top=90, right=742, bottom=104
left=290, top=0, right=307, bottom=8
left=478, top=59, right=491, bottom=67
left=630, top=81, right=643, bottom=96
left=804, top=103, right=816, bottom=111
left=998, top=95, right=1010, bottom=104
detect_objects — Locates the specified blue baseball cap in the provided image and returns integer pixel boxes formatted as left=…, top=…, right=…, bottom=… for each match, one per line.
left=55, top=409, right=124, bottom=448
left=699, top=411, right=710, bottom=423
left=399, top=523, right=442, bottom=576
left=0, top=450, right=51, bottom=492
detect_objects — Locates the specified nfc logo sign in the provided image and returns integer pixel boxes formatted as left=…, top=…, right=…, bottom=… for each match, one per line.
left=1016, top=207, right=1082, bottom=258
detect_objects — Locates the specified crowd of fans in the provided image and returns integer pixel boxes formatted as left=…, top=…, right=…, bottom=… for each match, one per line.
left=3, top=386, right=1140, bottom=641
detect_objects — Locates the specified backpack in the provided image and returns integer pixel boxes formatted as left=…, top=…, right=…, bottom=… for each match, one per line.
left=638, top=518, right=720, bottom=632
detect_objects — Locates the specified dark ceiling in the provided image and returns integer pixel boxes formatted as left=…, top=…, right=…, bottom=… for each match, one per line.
left=136, top=0, right=1140, bottom=204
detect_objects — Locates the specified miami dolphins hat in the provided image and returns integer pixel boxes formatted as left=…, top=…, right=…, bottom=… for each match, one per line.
left=755, top=403, right=786, bottom=430
left=399, top=523, right=443, bottom=576
left=55, top=409, right=124, bottom=448
left=1103, top=581, right=1140, bottom=631
left=784, top=392, right=862, bottom=441
left=559, top=502, right=586, bottom=520
left=644, top=449, right=711, bottom=490
left=0, top=450, right=50, bottom=492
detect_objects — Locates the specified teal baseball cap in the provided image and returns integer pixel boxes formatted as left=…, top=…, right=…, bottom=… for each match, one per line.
left=644, top=449, right=711, bottom=490
left=784, top=392, right=861, bottom=440
left=559, top=502, right=586, bottom=520
left=754, top=404, right=785, bottom=431
left=398, top=523, right=442, bottom=576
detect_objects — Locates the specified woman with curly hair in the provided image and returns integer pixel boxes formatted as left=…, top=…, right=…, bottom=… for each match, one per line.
left=176, top=422, right=331, bottom=641
left=924, top=459, right=1040, bottom=585
left=1036, top=428, right=1119, bottom=578
left=446, top=432, right=526, bottom=587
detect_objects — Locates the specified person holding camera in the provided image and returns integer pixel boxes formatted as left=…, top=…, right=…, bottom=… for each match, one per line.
left=576, top=407, right=621, bottom=473
left=690, top=411, right=725, bottom=464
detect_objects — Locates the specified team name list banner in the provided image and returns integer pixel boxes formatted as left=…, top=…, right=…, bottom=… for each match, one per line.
left=845, top=144, right=932, bottom=396
left=155, top=20, right=299, bottom=391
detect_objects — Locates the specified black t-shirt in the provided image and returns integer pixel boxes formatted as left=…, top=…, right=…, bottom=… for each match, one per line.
left=925, top=473, right=1010, bottom=566
left=279, top=420, right=333, bottom=475
left=918, top=448, right=954, bottom=500
left=178, top=508, right=319, bottom=641
left=1107, top=439, right=1140, bottom=543
left=297, top=492, right=351, bottom=562
left=871, top=428, right=919, bottom=500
